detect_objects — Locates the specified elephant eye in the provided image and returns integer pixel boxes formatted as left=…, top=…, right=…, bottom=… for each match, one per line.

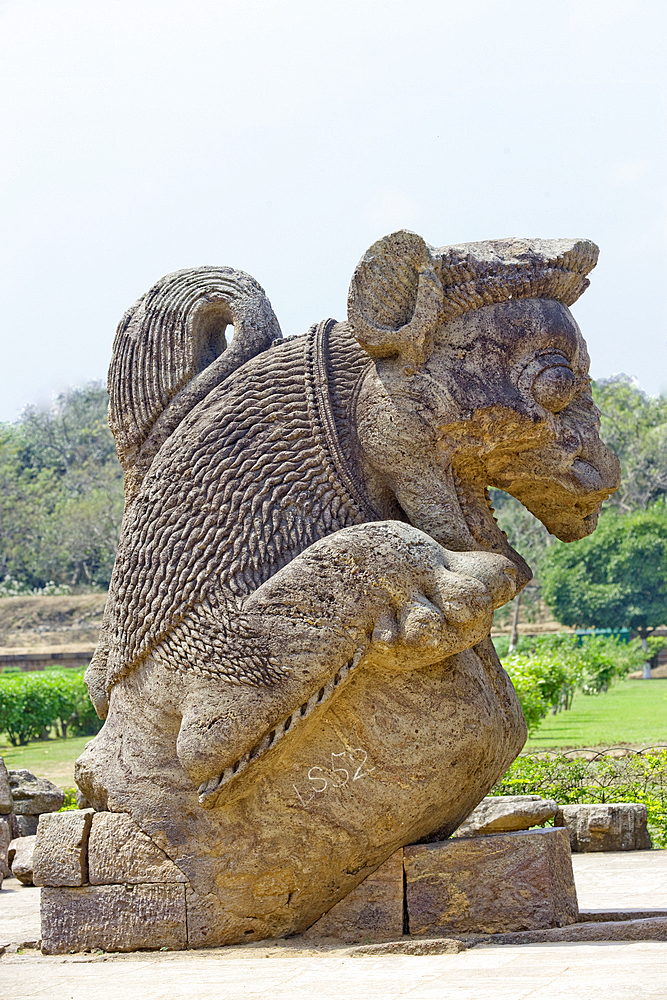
left=532, top=363, right=577, bottom=412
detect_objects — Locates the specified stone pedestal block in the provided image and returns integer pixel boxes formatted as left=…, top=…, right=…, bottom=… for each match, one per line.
left=184, top=887, right=266, bottom=949
left=555, top=803, right=652, bottom=852
left=88, top=812, right=187, bottom=884
left=305, top=850, right=404, bottom=942
left=33, top=809, right=94, bottom=887
left=404, top=827, right=578, bottom=936
left=41, top=884, right=187, bottom=953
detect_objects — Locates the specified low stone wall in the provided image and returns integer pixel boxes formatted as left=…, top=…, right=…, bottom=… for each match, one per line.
left=0, top=647, right=94, bottom=673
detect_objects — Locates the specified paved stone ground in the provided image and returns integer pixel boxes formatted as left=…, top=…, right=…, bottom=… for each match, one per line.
left=1, top=851, right=666, bottom=999
left=574, top=848, right=667, bottom=911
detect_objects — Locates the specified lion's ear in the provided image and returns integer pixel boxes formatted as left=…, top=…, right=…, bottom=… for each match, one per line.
left=348, top=230, right=443, bottom=364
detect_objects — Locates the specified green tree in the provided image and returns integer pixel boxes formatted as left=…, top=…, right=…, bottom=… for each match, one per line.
left=0, top=383, right=124, bottom=589
left=593, top=376, right=667, bottom=511
left=540, top=503, right=667, bottom=648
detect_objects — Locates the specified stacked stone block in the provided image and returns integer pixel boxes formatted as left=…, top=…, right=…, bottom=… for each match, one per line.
left=36, top=811, right=188, bottom=952
left=37, top=810, right=580, bottom=952
left=1, top=759, right=65, bottom=887
left=0, top=757, right=15, bottom=883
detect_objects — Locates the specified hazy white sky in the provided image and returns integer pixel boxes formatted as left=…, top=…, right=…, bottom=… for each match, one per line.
left=1, top=0, right=665, bottom=421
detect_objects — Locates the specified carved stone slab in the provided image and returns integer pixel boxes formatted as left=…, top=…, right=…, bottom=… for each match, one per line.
left=33, top=809, right=94, bottom=887
left=41, top=885, right=187, bottom=953
left=304, top=849, right=404, bottom=942
left=88, top=812, right=187, bottom=885
left=404, top=827, right=578, bottom=935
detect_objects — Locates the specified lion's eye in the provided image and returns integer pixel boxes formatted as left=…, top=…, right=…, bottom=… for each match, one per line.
left=532, top=365, right=577, bottom=412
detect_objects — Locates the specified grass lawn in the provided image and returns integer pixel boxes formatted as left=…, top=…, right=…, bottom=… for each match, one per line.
left=527, top=677, right=667, bottom=750
left=0, top=734, right=92, bottom=788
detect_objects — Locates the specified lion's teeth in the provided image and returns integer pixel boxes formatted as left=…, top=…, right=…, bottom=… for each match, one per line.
left=199, top=776, right=220, bottom=796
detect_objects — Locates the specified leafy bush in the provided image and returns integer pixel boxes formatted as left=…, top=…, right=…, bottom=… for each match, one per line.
left=502, top=654, right=570, bottom=733
left=493, top=633, right=666, bottom=733
left=59, top=787, right=78, bottom=811
left=0, top=383, right=124, bottom=591
left=0, top=575, right=71, bottom=597
left=0, top=669, right=102, bottom=745
left=492, top=749, right=667, bottom=848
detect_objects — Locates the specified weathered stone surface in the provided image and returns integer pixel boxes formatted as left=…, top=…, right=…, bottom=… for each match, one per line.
left=33, top=809, right=94, bottom=887
left=0, top=756, right=12, bottom=815
left=305, top=850, right=404, bottom=942
left=47, top=231, right=615, bottom=948
left=555, top=803, right=652, bottom=852
left=88, top=812, right=187, bottom=884
left=0, top=816, right=12, bottom=878
left=9, top=835, right=36, bottom=886
left=41, top=884, right=187, bottom=953
left=404, top=827, right=578, bottom=935
left=353, top=938, right=467, bottom=956
left=185, top=887, right=259, bottom=949
left=463, top=915, right=667, bottom=946
left=450, top=794, right=558, bottom=838
left=16, top=815, right=38, bottom=837
left=8, top=770, right=64, bottom=815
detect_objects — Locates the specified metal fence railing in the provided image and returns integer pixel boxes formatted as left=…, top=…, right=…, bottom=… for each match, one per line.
left=492, top=746, right=667, bottom=846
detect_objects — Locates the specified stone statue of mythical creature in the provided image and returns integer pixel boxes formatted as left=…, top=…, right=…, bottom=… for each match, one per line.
left=76, top=231, right=619, bottom=945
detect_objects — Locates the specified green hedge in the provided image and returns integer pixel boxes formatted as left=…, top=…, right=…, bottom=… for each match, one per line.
left=0, top=670, right=102, bottom=746
left=492, top=749, right=667, bottom=848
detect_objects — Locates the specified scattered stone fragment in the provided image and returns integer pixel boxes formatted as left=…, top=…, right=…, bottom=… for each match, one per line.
left=0, top=757, right=12, bottom=815
left=404, top=827, right=578, bottom=936
left=75, top=788, right=90, bottom=810
left=9, top=835, right=36, bottom=885
left=41, top=884, right=187, bottom=953
left=0, top=817, right=13, bottom=878
left=305, top=850, right=404, bottom=943
left=33, top=809, right=95, bottom=887
left=555, top=803, right=652, bottom=852
left=352, top=938, right=467, bottom=956
left=8, top=771, right=64, bottom=816
left=446, top=795, right=558, bottom=838
left=462, top=915, right=667, bottom=945
left=87, top=812, right=187, bottom=885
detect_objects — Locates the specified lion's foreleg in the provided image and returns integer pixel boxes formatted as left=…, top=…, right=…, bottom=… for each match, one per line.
left=175, top=519, right=518, bottom=795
